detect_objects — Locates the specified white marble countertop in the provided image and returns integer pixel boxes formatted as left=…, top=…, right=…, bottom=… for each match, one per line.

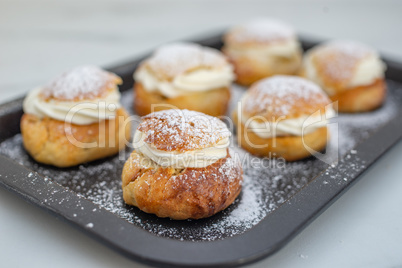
left=1, top=0, right=402, bottom=267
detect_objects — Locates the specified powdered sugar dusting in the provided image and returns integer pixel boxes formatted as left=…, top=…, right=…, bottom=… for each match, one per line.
left=311, top=40, right=378, bottom=82
left=243, top=75, right=329, bottom=116
left=227, top=18, right=295, bottom=44
left=326, top=40, right=374, bottom=58
left=145, top=43, right=228, bottom=79
left=218, top=154, right=240, bottom=183
left=139, top=109, right=231, bottom=152
left=42, top=65, right=120, bottom=100
left=0, top=81, right=400, bottom=242
left=85, top=223, right=94, bottom=228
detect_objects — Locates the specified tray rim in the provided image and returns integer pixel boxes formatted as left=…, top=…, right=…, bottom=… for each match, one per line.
left=0, top=33, right=402, bottom=268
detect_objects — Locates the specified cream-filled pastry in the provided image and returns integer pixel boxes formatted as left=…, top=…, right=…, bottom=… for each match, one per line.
left=233, top=75, right=334, bottom=161
left=122, top=109, right=243, bottom=220
left=21, top=65, right=131, bottom=167
left=301, top=40, right=386, bottom=112
left=222, top=18, right=302, bottom=86
left=133, top=42, right=235, bottom=116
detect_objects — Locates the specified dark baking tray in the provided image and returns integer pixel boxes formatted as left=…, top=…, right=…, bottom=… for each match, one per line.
left=1, top=33, right=402, bottom=267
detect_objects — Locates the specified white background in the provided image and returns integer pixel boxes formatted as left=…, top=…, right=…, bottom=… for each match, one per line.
left=1, top=0, right=402, bottom=267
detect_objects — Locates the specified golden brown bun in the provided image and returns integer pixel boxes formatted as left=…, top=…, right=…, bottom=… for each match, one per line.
left=241, top=75, right=331, bottom=120
left=223, top=47, right=302, bottom=86
left=134, top=82, right=230, bottom=117
left=300, top=41, right=387, bottom=112
left=122, top=150, right=243, bottom=220
left=21, top=108, right=131, bottom=167
left=140, top=43, right=229, bottom=81
left=223, top=18, right=296, bottom=46
left=299, top=69, right=386, bottom=113
left=222, top=19, right=301, bottom=86
left=233, top=76, right=331, bottom=161
left=232, top=111, right=328, bottom=161
left=329, top=79, right=386, bottom=113
left=303, top=41, right=375, bottom=93
left=41, top=65, right=122, bottom=102
left=137, top=109, right=230, bottom=152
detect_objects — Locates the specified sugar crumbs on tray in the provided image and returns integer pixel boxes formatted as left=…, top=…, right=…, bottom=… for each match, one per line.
left=0, top=82, right=401, bottom=241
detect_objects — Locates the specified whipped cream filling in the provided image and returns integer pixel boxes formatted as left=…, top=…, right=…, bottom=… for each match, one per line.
left=226, top=38, right=301, bottom=62
left=240, top=105, right=335, bottom=138
left=134, top=65, right=235, bottom=98
left=23, top=87, right=121, bottom=125
left=133, top=130, right=229, bottom=168
left=349, top=55, right=386, bottom=87
left=304, top=53, right=385, bottom=95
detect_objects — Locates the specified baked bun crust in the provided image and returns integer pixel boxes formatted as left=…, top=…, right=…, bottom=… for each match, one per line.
left=232, top=112, right=328, bottom=161
left=222, top=19, right=302, bottom=86
left=133, top=43, right=234, bottom=116
left=21, top=108, right=130, bottom=167
left=234, top=75, right=332, bottom=161
left=122, top=150, right=242, bottom=220
left=134, top=82, right=230, bottom=117
left=225, top=50, right=302, bottom=86
left=137, top=109, right=230, bottom=152
left=329, top=78, right=386, bottom=113
left=142, top=44, right=229, bottom=81
left=301, top=41, right=386, bottom=112
left=241, top=75, right=330, bottom=120
left=42, top=65, right=122, bottom=101
left=123, top=109, right=242, bottom=219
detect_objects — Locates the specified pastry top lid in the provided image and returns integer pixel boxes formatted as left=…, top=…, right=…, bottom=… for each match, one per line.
left=137, top=109, right=231, bottom=152
left=140, top=42, right=230, bottom=81
left=41, top=65, right=122, bottom=101
left=307, top=40, right=380, bottom=88
left=242, top=75, right=330, bottom=120
left=224, top=18, right=296, bottom=46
